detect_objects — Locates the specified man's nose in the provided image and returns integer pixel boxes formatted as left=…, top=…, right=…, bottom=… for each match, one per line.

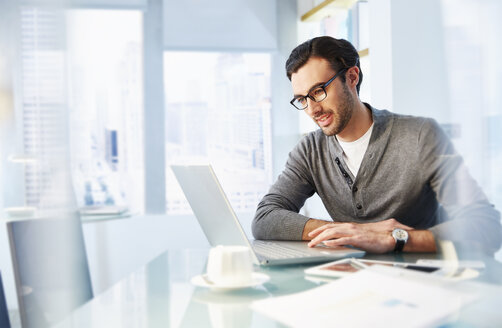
left=306, top=97, right=321, bottom=116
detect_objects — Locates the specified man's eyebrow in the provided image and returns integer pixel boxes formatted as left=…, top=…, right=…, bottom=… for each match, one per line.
left=293, top=81, right=325, bottom=98
left=307, top=81, right=326, bottom=92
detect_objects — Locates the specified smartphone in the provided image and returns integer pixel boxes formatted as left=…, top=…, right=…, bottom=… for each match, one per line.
left=305, top=258, right=440, bottom=278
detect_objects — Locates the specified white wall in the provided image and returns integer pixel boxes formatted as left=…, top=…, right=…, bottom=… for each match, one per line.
left=368, top=0, right=393, bottom=111
left=163, top=0, right=277, bottom=51
left=370, top=0, right=450, bottom=121
left=271, top=0, right=301, bottom=178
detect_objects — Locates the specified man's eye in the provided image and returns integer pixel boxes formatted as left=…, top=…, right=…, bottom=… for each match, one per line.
left=297, top=97, right=307, bottom=105
left=311, top=88, right=325, bottom=98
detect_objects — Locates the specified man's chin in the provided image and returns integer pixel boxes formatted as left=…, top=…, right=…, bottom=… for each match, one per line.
left=320, top=125, right=338, bottom=136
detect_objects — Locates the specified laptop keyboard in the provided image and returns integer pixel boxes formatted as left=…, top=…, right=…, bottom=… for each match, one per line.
left=253, top=240, right=313, bottom=259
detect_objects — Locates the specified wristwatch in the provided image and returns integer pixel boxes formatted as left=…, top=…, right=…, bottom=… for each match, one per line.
left=392, top=228, right=409, bottom=252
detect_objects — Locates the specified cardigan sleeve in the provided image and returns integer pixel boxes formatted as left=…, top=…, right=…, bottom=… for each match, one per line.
left=252, top=136, right=316, bottom=240
left=419, top=118, right=502, bottom=254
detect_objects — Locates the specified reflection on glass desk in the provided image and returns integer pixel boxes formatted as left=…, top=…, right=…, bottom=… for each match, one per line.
left=55, top=249, right=502, bottom=328
left=79, top=210, right=133, bottom=223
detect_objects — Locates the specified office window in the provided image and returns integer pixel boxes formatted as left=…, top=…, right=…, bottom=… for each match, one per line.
left=20, top=7, right=67, bottom=209
left=66, top=10, right=144, bottom=212
left=440, top=0, right=502, bottom=213
left=164, top=52, right=272, bottom=214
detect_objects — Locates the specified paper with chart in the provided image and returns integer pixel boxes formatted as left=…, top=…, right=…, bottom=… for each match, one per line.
left=251, top=266, right=478, bottom=328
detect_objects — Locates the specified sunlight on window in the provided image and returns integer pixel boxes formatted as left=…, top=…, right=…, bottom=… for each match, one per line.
left=164, top=52, right=272, bottom=214
left=66, top=10, right=144, bottom=213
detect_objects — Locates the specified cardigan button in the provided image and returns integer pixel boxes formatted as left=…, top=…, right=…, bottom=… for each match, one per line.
left=356, top=204, right=362, bottom=210
left=353, top=187, right=358, bottom=192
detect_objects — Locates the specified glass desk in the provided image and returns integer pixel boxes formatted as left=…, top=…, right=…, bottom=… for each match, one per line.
left=55, top=249, right=502, bottom=327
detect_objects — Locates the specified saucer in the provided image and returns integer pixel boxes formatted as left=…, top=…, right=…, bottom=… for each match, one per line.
left=191, top=272, right=270, bottom=291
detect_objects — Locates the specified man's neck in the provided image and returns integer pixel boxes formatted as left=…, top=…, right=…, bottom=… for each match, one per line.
left=336, top=101, right=373, bottom=142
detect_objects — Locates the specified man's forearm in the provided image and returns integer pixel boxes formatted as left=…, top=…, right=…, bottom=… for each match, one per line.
left=253, top=206, right=314, bottom=240
left=304, top=218, right=437, bottom=253
left=403, top=230, right=437, bottom=252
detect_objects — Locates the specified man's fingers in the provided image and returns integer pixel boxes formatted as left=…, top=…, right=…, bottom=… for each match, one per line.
left=308, top=228, right=348, bottom=247
left=323, top=237, right=352, bottom=247
left=308, top=222, right=356, bottom=237
left=308, top=231, right=332, bottom=247
left=308, top=223, right=334, bottom=237
left=307, top=229, right=321, bottom=238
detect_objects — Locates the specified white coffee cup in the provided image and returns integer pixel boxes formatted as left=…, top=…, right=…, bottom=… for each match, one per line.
left=206, top=245, right=253, bottom=286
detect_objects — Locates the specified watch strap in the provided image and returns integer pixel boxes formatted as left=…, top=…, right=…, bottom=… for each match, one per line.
left=394, top=239, right=405, bottom=252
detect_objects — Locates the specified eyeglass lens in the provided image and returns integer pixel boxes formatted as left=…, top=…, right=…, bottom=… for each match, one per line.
left=292, top=87, right=327, bottom=110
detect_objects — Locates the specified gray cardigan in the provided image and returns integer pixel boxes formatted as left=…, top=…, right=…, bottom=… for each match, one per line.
left=252, top=106, right=502, bottom=253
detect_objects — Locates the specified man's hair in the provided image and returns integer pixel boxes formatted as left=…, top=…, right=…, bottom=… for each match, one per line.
left=285, top=36, right=363, bottom=94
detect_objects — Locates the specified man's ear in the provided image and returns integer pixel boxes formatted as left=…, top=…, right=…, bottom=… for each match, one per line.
left=346, top=66, right=359, bottom=87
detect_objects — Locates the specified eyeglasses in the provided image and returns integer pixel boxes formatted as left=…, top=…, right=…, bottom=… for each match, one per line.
left=290, top=67, right=348, bottom=110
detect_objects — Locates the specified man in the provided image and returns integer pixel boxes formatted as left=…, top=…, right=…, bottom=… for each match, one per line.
left=252, top=36, right=502, bottom=254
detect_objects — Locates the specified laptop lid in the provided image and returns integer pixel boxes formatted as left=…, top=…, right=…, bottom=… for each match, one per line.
left=171, top=165, right=253, bottom=249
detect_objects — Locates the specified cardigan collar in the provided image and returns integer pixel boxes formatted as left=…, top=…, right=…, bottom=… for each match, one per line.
left=327, top=103, right=395, bottom=183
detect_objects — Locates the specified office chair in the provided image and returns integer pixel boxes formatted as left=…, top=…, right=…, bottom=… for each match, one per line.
left=0, top=271, right=11, bottom=328
left=7, top=215, right=93, bottom=328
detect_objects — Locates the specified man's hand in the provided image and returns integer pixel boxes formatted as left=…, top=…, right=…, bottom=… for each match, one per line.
left=306, top=218, right=415, bottom=253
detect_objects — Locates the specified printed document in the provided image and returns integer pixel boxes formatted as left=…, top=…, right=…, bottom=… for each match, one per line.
left=252, top=266, right=478, bottom=328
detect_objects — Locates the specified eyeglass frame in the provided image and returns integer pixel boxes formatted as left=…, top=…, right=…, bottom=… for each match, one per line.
left=289, top=67, right=349, bottom=110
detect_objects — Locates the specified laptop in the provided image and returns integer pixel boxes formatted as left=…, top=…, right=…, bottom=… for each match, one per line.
left=171, top=164, right=365, bottom=266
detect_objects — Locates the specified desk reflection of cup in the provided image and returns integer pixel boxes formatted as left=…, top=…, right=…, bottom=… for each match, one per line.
left=208, top=302, right=252, bottom=328
left=206, top=245, right=253, bottom=286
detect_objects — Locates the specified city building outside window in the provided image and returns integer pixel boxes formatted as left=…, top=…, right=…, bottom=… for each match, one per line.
left=164, top=52, right=272, bottom=214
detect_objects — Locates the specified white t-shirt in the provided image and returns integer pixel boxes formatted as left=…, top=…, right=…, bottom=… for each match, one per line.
left=337, top=123, right=374, bottom=177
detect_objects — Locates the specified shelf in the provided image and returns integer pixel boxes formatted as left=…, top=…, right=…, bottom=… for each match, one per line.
left=80, top=211, right=134, bottom=223
left=79, top=206, right=133, bottom=223
left=301, top=0, right=359, bottom=22
left=358, top=48, right=369, bottom=57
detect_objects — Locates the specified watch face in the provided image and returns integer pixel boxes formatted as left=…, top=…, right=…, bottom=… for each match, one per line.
left=392, top=228, right=408, bottom=241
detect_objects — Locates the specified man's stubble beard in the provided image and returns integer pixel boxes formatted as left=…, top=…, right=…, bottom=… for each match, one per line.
left=320, top=83, right=355, bottom=137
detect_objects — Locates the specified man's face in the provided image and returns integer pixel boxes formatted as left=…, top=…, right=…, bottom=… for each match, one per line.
left=291, top=57, right=355, bottom=136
